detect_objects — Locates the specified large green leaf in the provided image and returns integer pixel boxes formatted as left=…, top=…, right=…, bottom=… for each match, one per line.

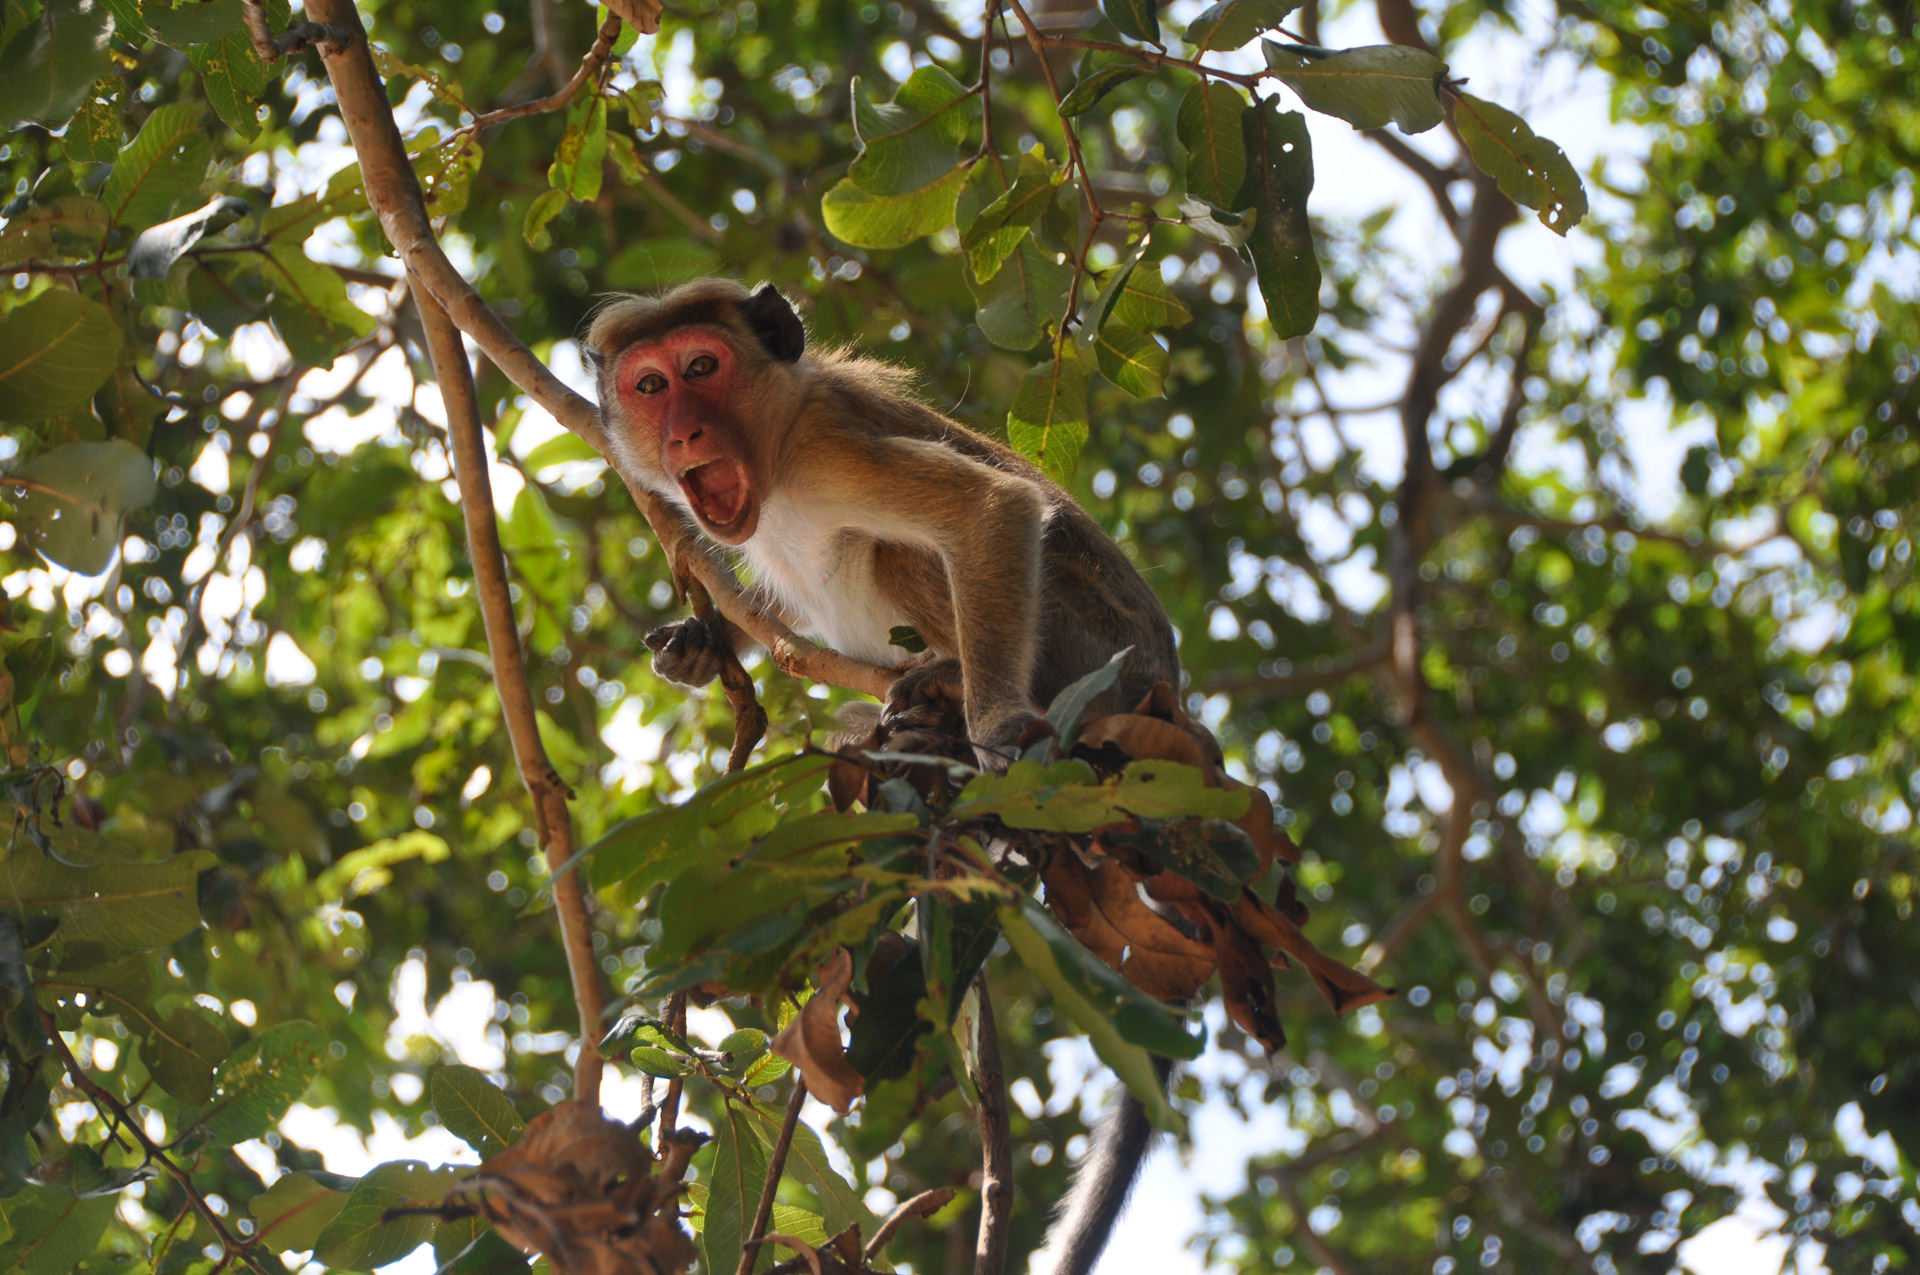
left=847, top=66, right=978, bottom=196
left=1237, top=99, right=1319, bottom=338
left=0, top=848, right=207, bottom=953
left=1007, top=353, right=1089, bottom=485
left=1185, top=0, right=1301, bottom=52
left=143, top=0, right=244, bottom=46
left=138, top=1006, right=232, bottom=1104
left=585, top=753, right=835, bottom=894
left=0, top=197, right=109, bottom=268
left=1001, top=904, right=1185, bottom=1129
left=0, top=292, right=122, bottom=426
left=756, top=1113, right=878, bottom=1243
left=1109, top=268, right=1192, bottom=331
left=250, top=1173, right=348, bottom=1254
left=1094, top=324, right=1169, bottom=397
left=0, top=1184, right=116, bottom=1273
left=1177, top=81, right=1248, bottom=208
left=550, top=92, right=608, bottom=202
left=822, top=161, right=971, bottom=249
left=312, top=1161, right=463, bottom=1270
left=1262, top=43, right=1449, bottom=134
left=1453, top=91, right=1588, bottom=234
left=968, top=236, right=1072, bottom=351
left=0, top=0, right=114, bottom=129
left=9, top=439, right=155, bottom=575
left=1101, top=0, right=1158, bottom=44
left=701, top=1105, right=768, bottom=1275
left=431, top=1065, right=525, bottom=1158
left=188, top=32, right=272, bottom=140
left=1057, top=64, right=1146, bottom=116
left=951, top=757, right=1249, bottom=831
left=100, top=101, right=211, bottom=231
left=958, top=151, right=1056, bottom=284
left=182, top=1020, right=327, bottom=1147
left=260, top=245, right=376, bottom=366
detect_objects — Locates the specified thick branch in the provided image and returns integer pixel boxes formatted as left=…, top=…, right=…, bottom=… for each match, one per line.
left=418, top=285, right=605, bottom=1102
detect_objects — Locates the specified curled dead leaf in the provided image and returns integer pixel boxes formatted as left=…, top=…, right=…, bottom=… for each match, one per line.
left=769, top=948, right=865, bottom=1112
left=444, top=1101, right=695, bottom=1275
left=605, top=0, right=663, bottom=35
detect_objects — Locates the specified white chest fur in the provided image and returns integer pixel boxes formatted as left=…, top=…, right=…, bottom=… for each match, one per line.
left=742, top=495, right=911, bottom=665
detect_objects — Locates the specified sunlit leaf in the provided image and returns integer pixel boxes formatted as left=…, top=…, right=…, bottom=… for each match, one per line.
left=1262, top=42, right=1449, bottom=133
left=1452, top=91, right=1588, bottom=233
left=0, top=0, right=114, bottom=129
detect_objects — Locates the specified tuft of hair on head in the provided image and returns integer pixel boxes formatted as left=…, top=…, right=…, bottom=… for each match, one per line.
left=584, top=279, right=806, bottom=367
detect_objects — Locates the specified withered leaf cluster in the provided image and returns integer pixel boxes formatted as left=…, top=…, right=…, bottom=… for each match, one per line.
left=441, top=1102, right=697, bottom=1275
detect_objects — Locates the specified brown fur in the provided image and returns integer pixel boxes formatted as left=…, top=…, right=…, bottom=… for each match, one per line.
left=586, top=278, right=1179, bottom=754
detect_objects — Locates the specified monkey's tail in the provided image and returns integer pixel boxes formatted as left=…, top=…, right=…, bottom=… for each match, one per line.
left=1041, top=1080, right=1160, bottom=1275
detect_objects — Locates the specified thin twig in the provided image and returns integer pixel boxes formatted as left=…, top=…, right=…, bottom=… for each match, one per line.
left=464, top=14, right=624, bottom=134
left=44, top=1018, right=276, bottom=1275
left=659, top=993, right=688, bottom=1137
left=736, top=1079, right=809, bottom=1275
left=682, top=574, right=768, bottom=773
left=418, top=283, right=606, bottom=1102
left=972, top=977, right=1013, bottom=1275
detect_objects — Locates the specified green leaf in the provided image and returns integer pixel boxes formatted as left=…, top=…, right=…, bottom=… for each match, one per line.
left=1237, top=98, right=1319, bottom=338
left=0, top=847, right=206, bottom=953
left=416, top=133, right=483, bottom=219
left=126, top=194, right=252, bottom=280
left=951, top=756, right=1249, bottom=831
left=139, top=1005, right=231, bottom=1104
left=431, top=1065, right=524, bottom=1158
left=315, top=830, right=450, bottom=900
left=550, top=93, right=608, bottom=202
left=959, top=151, right=1055, bottom=285
left=312, top=1161, right=463, bottom=1270
left=260, top=245, right=376, bottom=366
left=1177, top=81, right=1248, bottom=208
left=0, top=0, right=114, bottom=130
left=188, top=33, right=272, bottom=140
left=0, top=196, right=109, bottom=268
left=249, top=1172, right=348, bottom=1253
left=1058, top=63, right=1147, bottom=116
left=64, top=82, right=122, bottom=162
left=1101, top=0, right=1159, bottom=44
left=0, top=293, right=122, bottom=427
left=587, top=753, right=835, bottom=894
left=1262, top=43, right=1448, bottom=134
left=143, top=0, right=243, bottom=46
left=1094, top=324, right=1168, bottom=397
left=1177, top=195, right=1253, bottom=248
left=751, top=1113, right=877, bottom=1243
left=701, top=1105, right=768, bottom=1275
left=968, top=236, right=1072, bottom=351
left=1185, top=0, right=1301, bottom=52
left=0, top=1184, right=117, bottom=1272
left=1452, top=92, right=1588, bottom=234
left=846, top=66, right=977, bottom=196
left=1110, top=268, right=1191, bottom=331
left=821, top=162, right=970, bottom=250
left=1007, top=353, right=1089, bottom=485
left=887, top=625, right=927, bottom=654
left=521, top=431, right=604, bottom=472
left=1002, top=903, right=1187, bottom=1128
left=101, top=101, right=211, bottom=231
left=1104, top=818, right=1262, bottom=900
left=523, top=187, right=569, bottom=251
left=182, top=1020, right=327, bottom=1147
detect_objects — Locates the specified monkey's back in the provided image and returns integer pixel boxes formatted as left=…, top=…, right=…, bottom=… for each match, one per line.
left=800, top=354, right=1181, bottom=718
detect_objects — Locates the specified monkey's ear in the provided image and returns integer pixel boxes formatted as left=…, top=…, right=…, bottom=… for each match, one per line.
left=743, top=284, right=806, bottom=362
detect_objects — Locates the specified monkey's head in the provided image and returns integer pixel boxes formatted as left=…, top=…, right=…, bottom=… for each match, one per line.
left=585, top=280, right=806, bottom=545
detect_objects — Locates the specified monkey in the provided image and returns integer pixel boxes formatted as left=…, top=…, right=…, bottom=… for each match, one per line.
left=584, top=278, right=1184, bottom=1273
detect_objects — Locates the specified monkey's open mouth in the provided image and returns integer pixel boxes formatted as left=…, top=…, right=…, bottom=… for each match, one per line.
left=679, top=460, right=750, bottom=530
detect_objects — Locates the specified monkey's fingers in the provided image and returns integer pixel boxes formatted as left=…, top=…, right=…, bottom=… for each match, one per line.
left=645, top=618, right=727, bottom=687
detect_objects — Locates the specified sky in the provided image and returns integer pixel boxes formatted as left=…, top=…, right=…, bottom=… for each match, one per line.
left=17, top=0, right=1870, bottom=1271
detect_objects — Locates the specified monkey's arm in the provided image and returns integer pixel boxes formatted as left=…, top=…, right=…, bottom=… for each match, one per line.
left=802, top=436, right=1045, bottom=764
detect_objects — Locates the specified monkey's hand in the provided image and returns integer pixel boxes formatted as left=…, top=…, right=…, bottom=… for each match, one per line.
left=644, top=617, right=730, bottom=687
left=971, top=706, right=1051, bottom=773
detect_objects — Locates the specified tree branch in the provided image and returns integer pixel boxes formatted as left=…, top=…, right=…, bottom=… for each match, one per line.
left=466, top=14, right=624, bottom=133
left=737, top=1079, right=809, bottom=1275
left=972, top=977, right=1013, bottom=1275
left=418, top=284, right=606, bottom=1102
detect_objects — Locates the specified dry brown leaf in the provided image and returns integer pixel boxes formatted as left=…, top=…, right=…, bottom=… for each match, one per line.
left=1229, top=893, right=1394, bottom=1015
left=1078, top=712, right=1216, bottom=771
left=445, top=1102, right=695, bottom=1275
left=605, top=0, right=663, bottom=34
left=769, top=948, right=865, bottom=1112
left=1043, top=852, right=1216, bottom=1001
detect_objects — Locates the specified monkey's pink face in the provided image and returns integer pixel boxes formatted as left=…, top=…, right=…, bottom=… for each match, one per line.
left=614, top=329, right=760, bottom=544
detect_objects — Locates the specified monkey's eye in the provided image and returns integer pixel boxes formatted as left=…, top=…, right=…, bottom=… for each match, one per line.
left=636, top=372, right=668, bottom=395
left=684, top=354, right=719, bottom=379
